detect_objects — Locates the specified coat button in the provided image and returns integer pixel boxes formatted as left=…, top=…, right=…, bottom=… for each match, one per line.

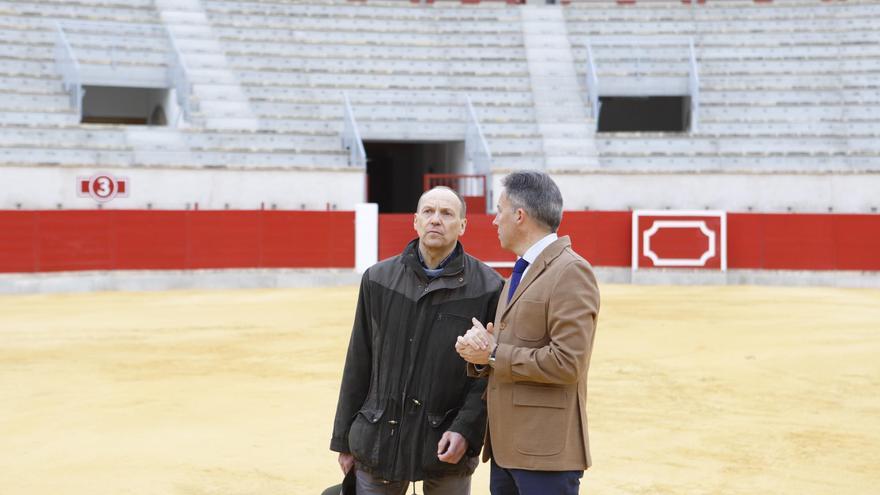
left=458, top=277, right=463, bottom=282
left=500, top=322, right=507, bottom=330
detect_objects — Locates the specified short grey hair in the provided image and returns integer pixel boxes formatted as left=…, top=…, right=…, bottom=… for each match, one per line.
left=501, top=171, right=563, bottom=232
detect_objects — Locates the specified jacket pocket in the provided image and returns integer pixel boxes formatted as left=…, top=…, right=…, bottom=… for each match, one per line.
left=433, top=313, right=475, bottom=391
left=348, top=407, right=385, bottom=467
left=421, top=408, right=462, bottom=472
left=512, top=299, right=547, bottom=342
left=511, top=384, right=568, bottom=456
left=437, top=313, right=471, bottom=335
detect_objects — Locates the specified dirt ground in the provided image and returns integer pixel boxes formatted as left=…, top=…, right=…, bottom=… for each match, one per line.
left=1, top=283, right=879, bottom=494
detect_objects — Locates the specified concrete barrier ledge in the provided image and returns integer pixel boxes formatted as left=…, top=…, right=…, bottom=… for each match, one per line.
left=1, top=267, right=878, bottom=295
left=0, top=268, right=363, bottom=295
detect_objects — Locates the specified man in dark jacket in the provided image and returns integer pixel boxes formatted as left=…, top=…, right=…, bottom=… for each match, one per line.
left=331, top=186, right=503, bottom=494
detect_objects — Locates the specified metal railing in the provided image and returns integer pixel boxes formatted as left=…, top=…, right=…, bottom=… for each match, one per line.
left=424, top=173, right=488, bottom=214
left=585, top=41, right=600, bottom=126
left=165, top=26, right=192, bottom=123
left=52, top=20, right=191, bottom=122
left=465, top=96, right=492, bottom=175
left=423, top=174, right=486, bottom=197
left=342, top=92, right=366, bottom=168
left=53, top=22, right=83, bottom=117
left=464, top=96, right=493, bottom=212
left=688, top=38, right=700, bottom=133
left=585, top=36, right=701, bottom=133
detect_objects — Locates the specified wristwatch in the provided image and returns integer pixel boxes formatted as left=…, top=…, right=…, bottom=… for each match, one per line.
left=488, top=344, right=498, bottom=367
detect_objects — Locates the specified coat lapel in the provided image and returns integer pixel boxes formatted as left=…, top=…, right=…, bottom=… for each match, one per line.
left=495, top=277, right=512, bottom=319
left=500, top=236, right=571, bottom=320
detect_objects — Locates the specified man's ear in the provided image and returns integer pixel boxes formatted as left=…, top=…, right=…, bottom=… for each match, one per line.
left=459, top=217, right=467, bottom=236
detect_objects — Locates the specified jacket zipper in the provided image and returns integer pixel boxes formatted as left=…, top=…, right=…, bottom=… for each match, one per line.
left=388, top=277, right=437, bottom=480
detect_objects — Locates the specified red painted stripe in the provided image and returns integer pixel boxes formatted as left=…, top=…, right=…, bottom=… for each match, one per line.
left=0, top=211, right=38, bottom=272
left=559, top=211, right=632, bottom=267
left=0, top=210, right=354, bottom=273
left=260, top=211, right=355, bottom=268
left=727, top=213, right=880, bottom=271
left=834, top=215, right=880, bottom=271
left=378, top=214, right=417, bottom=262
left=1, top=211, right=878, bottom=274
left=113, top=210, right=188, bottom=269
left=37, top=211, right=116, bottom=272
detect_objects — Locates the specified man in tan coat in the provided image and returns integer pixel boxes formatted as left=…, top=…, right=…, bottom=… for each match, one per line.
left=455, top=170, right=600, bottom=495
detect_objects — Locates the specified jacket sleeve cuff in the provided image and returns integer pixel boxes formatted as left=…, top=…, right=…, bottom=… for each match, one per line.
left=448, top=424, right=482, bottom=457
left=467, top=362, right=490, bottom=378
left=329, top=437, right=350, bottom=453
left=492, top=342, right=514, bottom=383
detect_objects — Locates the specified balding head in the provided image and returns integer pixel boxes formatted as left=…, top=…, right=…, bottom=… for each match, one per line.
left=417, top=186, right=466, bottom=219
left=413, top=186, right=468, bottom=262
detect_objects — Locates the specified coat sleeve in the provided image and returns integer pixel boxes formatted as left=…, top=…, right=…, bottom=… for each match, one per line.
left=329, top=271, right=374, bottom=453
left=466, top=362, right=491, bottom=378
left=448, top=375, right=487, bottom=456
left=492, top=260, right=599, bottom=385
left=449, top=282, right=502, bottom=455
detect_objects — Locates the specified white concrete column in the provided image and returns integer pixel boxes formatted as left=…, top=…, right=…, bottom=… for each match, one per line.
left=355, top=203, right=378, bottom=274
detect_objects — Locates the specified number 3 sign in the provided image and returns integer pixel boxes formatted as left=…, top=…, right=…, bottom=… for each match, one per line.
left=77, top=173, right=130, bottom=203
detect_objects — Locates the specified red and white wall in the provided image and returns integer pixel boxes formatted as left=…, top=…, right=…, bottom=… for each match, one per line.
left=1, top=208, right=878, bottom=291
left=377, top=211, right=880, bottom=273
left=2, top=162, right=878, bottom=289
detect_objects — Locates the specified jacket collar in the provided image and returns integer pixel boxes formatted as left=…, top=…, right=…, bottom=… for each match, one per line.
left=402, top=238, right=465, bottom=283
left=500, top=235, right=571, bottom=319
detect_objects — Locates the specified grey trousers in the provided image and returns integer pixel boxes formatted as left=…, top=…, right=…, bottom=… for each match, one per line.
left=355, top=469, right=472, bottom=495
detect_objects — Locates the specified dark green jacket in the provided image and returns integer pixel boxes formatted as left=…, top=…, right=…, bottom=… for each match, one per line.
left=330, top=239, right=503, bottom=481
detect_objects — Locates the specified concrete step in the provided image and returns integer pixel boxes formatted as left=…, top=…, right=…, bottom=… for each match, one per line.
left=0, top=111, right=79, bottom=126
left=545, top=154, right=601, bottom=170
left=203, top=116, right=260, bottom=131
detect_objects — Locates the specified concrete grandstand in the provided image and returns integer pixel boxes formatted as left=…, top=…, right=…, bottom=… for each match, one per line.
left=0, top=0, right=878, bottom=290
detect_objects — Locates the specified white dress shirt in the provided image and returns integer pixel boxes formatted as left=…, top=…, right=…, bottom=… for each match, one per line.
left=519, top=232, right=558, bottom=279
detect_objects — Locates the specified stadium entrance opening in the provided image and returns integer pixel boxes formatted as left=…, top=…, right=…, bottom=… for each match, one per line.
left=598, top=96, right=691, bottom=132
left=81, top=86, right=171, bottom=125
left=364, top=141, right=465, bottom=214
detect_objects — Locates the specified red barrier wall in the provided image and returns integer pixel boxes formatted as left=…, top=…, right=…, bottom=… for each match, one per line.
left=379, top=212, right=880, bottom=271
left=0, top=210, right=354, bottom=273
left=1, top=210, right=878, bottom=274
left=727, top=213, right=880, bottom=271
left=558, top=211, right=632, bottom=267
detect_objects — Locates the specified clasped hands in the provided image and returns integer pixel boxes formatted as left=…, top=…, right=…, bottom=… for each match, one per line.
left=455, top=318, right=496, bottom=365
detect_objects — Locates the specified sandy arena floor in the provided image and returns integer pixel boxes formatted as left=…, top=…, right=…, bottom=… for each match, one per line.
left=1, top=284, right=879, bottom=494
